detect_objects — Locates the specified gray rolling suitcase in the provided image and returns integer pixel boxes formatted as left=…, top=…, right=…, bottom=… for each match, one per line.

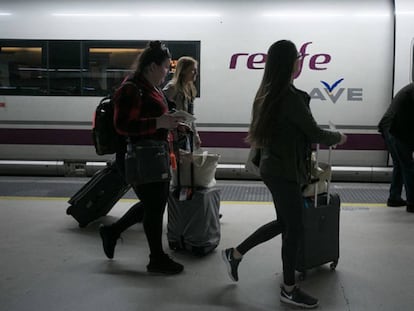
left=296, top=145, right=340, bottom=280
left=167, top=130, right=221, bottom=256
left=167, top=187, right=221, bottom=256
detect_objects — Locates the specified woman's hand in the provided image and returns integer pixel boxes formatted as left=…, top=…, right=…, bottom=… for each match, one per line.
left=337, top=133, right=347, bottom=146
left=177, top=123, right=191, bottom=133
left=156, top=113, right=185, bottom=129
left=195, top=134, right=202, bottom=149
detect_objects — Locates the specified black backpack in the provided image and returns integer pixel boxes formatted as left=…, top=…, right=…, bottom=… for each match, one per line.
left=92, top=94, right=123, bottom=155
left=92, top=80, right=141, bottom=155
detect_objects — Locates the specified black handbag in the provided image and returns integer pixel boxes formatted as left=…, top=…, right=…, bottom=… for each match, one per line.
left=125, top=140, right=171, bottom=185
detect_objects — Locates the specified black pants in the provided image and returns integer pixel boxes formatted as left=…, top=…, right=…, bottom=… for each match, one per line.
left=236, top=175, right=303, bottom=286
left=114, top=149, right=144, bottom=222
left=113, top=151, right=168, bottom=257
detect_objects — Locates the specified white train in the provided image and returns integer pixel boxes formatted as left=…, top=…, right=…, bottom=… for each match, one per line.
left=0, top=0, right=413, bottom=180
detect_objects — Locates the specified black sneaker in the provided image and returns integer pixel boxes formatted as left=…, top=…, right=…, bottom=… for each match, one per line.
left=280, top=286, right=319, bottom=309
left=407, top=204, right=414, bottom=213
left=147, top=254, right=184, bottom=275
left=387, top=199, right=407, bottom=207
left=221, top=248, right=242, bottom=282
left=99, top=224, right=121, bottom=259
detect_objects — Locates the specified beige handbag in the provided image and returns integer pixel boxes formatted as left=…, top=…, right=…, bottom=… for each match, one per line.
left=302, top=155, right=332, bottom=197
left=172, top=150, right=220, bottom=188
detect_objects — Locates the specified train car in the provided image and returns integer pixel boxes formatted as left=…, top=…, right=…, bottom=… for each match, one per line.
left=0, top=0, right=413, bottom=180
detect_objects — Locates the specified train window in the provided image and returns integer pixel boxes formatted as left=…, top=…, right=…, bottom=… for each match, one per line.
left=83, top=41, right=147, bottom=96
left=0, top=42, right=47, bottom=95
left=48, top=41, right=82, bottom=96
left=0, top=39, right=200, bottom=97
left=82, top=40, right=201, bottom=96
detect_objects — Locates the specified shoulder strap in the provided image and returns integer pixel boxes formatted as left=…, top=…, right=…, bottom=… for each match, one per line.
left=122, top=79, right=143, bottom=97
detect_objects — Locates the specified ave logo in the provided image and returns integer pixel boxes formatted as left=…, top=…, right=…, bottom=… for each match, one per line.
left=310, top=78, right=363, bottom=103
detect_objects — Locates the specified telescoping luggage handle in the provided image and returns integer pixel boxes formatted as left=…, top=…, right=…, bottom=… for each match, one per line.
left=173, top=129, right=195, bottom=200
left=313, top=144, right=333, bottom=207
left=314, top=121, right=336, bottom=207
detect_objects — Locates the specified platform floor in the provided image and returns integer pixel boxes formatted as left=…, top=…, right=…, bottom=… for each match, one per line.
left=1, top=178, right=414, bottom=311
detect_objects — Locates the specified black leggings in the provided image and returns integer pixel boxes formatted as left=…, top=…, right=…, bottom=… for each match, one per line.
left=112, top=181, right=169, bottom=257
left=236, top=175, right=303, bottom=286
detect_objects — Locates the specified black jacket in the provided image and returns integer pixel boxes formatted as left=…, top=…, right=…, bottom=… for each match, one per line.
left=389, top=83, right=414, bottom=147
left=260, top=85, right=342, bottom=184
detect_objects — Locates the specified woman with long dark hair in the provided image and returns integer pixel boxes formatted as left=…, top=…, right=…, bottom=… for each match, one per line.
left=99, top=41, right=185, bottom=275
left=222, top=40, right=347, bottom=308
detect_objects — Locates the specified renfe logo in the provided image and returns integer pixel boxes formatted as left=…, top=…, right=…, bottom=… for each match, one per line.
left=229, top=42, right=331, bottom=79
left=229, top=41, right=363, bottom=103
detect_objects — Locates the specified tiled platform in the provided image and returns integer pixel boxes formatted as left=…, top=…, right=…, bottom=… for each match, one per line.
left=1, top=180, right=413, bottom=310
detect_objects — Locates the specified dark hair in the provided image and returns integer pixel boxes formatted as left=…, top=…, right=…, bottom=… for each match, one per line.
left=133, top=41, right=171, bottom=77
left=247, top=40, right=298, bottom=146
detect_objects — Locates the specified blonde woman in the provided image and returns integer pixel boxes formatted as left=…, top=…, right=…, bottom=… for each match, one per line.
left=163, top=56, right=201, bottom=149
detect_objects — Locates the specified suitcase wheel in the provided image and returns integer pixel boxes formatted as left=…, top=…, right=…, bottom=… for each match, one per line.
left=168, top=241, right=181, bottom=251
left=298, top=271, right=307, bottom=281
left=330, top=260, right=338, bottom=270
left=66, top=206, right=72, bottom=215
left=78, top=222, right=88, bottom=228
left=191, top=246, right=209, bottom=257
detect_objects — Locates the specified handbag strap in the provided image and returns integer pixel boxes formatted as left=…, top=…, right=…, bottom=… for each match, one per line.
left=173, top=130, right=182, bottom=191
left=173, top=129, right=195, bottom=196
left=195, top=151, right=209, bottom=166
left=189, top=130, right=195, bottom=191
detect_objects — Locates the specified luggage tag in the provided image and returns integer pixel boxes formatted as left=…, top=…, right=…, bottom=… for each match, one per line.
left=179, top=187, right=193, bottom=201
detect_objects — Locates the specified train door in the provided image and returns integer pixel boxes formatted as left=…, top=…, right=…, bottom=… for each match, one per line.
left=393, top=0, right=414, bottom=93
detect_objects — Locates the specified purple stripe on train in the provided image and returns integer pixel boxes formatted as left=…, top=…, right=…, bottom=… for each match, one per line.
left=0, top=128, right=386, bottom=150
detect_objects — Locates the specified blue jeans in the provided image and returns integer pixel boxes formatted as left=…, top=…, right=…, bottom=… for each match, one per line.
left=382, top=130, right=404, bottom=201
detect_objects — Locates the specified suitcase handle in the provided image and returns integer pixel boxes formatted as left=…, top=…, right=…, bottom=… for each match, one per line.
left=173, top=129, right=195, bottom=200
left=313, top=144, right=333, bottom=207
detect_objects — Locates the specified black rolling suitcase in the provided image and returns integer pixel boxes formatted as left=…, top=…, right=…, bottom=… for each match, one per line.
left=167, top=130, right=221, bottom=256
left=66, top=162, right=130, bottom=227
left=296, top=145, right=340, bottom=280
